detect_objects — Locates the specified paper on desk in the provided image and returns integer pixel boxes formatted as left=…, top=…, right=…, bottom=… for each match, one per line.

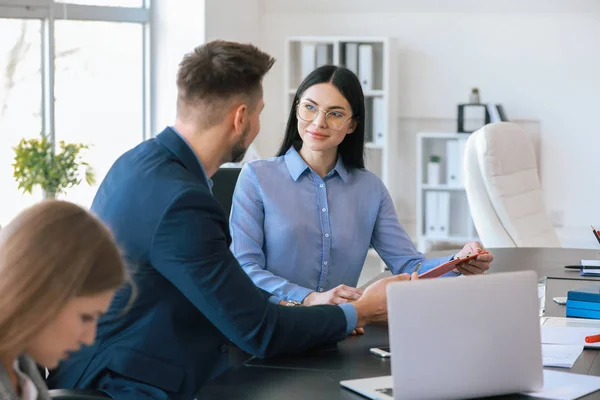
left=542, top=344, right=584, bottom=368
left=522, top=370, right=600, bottom=400
left=541, top=326, right=600, bottom=349
left=580, top=260, right=600, bottom=267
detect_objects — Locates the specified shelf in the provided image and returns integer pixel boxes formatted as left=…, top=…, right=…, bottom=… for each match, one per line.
left=421, top=184, right=465, bottom=191
left=365, top=143, right=384, bottom=150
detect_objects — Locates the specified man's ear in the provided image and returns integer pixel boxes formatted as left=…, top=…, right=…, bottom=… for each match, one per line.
left=232, top=103, right=248, bottom=137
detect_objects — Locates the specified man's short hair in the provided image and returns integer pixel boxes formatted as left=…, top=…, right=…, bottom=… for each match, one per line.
left=176, top=40, right=275, bottom=128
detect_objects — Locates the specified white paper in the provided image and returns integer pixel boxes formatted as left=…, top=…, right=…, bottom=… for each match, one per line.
left=541, top=326, right=600, bottom=349
left=542, top=344, right=584, bottom=368
left=543, top=317, right=600, bottom=329
left=580, top=260, right=600, bottom=267
left=522, top=370, right=600, bottom=399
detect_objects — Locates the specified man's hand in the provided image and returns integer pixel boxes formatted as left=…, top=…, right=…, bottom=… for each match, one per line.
left=353, top=272, right=418, bottom=327
left=453, top=241, right=493, bottom=275
left=302, top=284, right=363, bottom=306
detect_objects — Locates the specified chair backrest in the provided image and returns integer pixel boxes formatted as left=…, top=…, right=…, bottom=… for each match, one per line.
left=211, top=167, right=242, bottom=219
left=464, top=122, right=560, bottom=247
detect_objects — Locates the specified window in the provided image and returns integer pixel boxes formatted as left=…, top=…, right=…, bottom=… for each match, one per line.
left=55, top=20, right=144, bottom=207
left=0, top=2, right=149, bottom=224
left=55, top=0, right=143, bottom=6
left=0, top=18, right=43, bottom=226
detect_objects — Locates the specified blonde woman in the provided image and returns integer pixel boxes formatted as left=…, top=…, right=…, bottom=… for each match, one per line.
left=0, top=200, right=127, bottom=400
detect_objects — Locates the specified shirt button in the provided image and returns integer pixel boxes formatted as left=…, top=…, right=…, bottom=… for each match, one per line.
left=324, top=233, right=330, bottom=238
left=319, top=184, right=324, bottom=188
left=318, top=288, right=324, bottom=292
left=220, top=344, right=229, bottom=353
left=323, top=261, right=328, bottom=265
left=321, top=208, right=326, bottom=212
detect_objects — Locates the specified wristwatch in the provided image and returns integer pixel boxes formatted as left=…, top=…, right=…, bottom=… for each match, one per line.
left=284, top=300, right=302, bottom=307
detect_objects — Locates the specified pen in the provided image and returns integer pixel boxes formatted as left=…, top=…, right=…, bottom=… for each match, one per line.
left=585, top=334, right=600, bottom=344
left=591, top=225, right=600, bottom=245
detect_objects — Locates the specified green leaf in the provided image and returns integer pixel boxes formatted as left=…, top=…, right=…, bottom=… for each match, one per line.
left=12, top=136, right=96, bottom=196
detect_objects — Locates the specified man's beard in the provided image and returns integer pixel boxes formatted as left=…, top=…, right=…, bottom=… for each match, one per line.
left=230, top=124, right=250, bottom=163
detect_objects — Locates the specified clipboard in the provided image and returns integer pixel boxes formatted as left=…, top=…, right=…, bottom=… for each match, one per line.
left=418, top=251, right=489, bottom=279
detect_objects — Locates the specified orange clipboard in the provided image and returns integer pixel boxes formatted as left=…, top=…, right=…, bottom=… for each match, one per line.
left=418, top=251, right=489, bottom=279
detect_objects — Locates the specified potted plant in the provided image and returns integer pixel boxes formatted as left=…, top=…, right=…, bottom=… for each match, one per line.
left=12, top=137, right=96, bottom=199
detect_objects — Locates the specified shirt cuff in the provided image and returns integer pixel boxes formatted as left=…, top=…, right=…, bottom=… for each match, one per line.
left=338, top=303, right=358, bottom=335
left=268, top=295, right=282, bottom=305
left=288, top=286, right=314, bottom=303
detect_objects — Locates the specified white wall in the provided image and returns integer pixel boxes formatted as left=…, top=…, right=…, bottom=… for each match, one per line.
left=246, top=0, right=600, bottom=248
left=151, top=0, right=205, bottom=132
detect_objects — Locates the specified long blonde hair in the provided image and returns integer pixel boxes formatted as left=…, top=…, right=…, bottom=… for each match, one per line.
left=0, top=200, right=126, bottom=355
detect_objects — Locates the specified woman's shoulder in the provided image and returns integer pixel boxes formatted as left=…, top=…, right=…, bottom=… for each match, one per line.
left=242, top=156, right=288, bottom=178
left=348, top=167, right=384, bottom=186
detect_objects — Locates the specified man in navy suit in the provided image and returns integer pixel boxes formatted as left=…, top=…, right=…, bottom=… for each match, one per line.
left=47, top=40, right=414, bottom=400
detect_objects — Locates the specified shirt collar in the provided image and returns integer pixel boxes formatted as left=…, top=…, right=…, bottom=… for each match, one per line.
left=284, top=146, right=348, bottom=183
left=169, top=126, right=214, bottom=191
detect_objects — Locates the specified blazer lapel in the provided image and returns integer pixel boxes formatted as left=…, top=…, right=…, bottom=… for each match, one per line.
left=156, top=127, right=210, bottom=188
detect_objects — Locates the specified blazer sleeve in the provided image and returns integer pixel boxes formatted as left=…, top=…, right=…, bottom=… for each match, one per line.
left=149, top=188, right=348, bottom=358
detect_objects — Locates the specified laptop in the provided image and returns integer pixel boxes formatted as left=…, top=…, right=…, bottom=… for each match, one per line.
left=341, top=271, right=544, bottom=399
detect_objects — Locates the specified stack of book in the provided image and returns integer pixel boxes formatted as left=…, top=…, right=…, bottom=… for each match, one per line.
left=580, top=260, right=600, bottom=277
left=567, top=284, right=600, bottom=319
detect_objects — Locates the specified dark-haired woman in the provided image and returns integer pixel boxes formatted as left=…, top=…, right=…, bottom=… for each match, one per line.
left=230, top=66, right=492, bottom=306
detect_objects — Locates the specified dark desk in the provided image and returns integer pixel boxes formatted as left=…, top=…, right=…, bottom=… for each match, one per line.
left=198, top=247, right=600, bottom=399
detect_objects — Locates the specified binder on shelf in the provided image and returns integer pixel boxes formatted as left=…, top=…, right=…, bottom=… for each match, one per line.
left=315, top=44, right=329, bottom=68
left=445, top=140, right=459, bottom=185
left=358, top=44, right=373, bottom=90
left=372, top=97, right=385, bottom=146
left=437, top=191, right=450, bottom=237
left=457, top=137, right=468, bottom=185
left=425, top=191, right=438, bottom=236
left=344, top=43, right=359, bottom=75
left=301, top=43, right=316, bottom=80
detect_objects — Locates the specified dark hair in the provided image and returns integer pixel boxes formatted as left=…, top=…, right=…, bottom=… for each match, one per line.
left=276, top=65, right=365, bottom=169
left=176, top=40, right=276, bottom=127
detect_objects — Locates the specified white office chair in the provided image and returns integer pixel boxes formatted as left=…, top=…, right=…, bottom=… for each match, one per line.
left=464, top=122, right=560, bottom=248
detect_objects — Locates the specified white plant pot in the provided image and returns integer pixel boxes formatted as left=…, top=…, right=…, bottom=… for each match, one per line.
left=427, top=162, right=440, bottom=185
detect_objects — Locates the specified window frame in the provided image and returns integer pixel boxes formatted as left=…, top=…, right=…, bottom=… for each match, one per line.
left=0, top=0, right=151, bottom=198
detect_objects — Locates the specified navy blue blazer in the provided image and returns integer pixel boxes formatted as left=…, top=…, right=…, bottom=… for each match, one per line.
left=47, top=128, right=348, bottom=400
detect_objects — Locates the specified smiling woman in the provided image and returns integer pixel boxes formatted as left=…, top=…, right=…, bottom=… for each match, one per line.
left=0, top=200, right=128, bottom=398
left=229, top=65, right=492, bottom=308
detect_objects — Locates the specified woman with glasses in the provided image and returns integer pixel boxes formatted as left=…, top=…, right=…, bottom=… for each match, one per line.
left=229, top=65, right=493, bottom=307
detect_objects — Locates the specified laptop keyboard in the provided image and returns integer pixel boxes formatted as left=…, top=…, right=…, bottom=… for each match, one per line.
left=376, top=388, right=393, bottom=396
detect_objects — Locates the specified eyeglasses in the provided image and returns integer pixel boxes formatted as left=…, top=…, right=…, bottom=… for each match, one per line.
left=296, top=102, right=353, bottom=131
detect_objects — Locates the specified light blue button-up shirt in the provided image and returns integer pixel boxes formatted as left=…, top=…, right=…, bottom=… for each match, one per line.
left=171, top=128, right=356, bottom=331
left=230, top=147, right=454, bottom=305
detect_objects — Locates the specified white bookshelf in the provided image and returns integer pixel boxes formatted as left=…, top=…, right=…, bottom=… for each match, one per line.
left=416, top=132, right=479, bottom=253
left=285, top=36, right=397, bottom=270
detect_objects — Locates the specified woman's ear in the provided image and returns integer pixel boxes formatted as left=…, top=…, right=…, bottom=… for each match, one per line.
left=347, top=119, right=358, bottom=134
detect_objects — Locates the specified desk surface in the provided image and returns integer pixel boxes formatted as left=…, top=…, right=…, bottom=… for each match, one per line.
left=198, top=247, right=600, bottom=400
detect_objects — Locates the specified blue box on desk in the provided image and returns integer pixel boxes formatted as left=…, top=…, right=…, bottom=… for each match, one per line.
left=567, top=284, right=600, bottom=303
